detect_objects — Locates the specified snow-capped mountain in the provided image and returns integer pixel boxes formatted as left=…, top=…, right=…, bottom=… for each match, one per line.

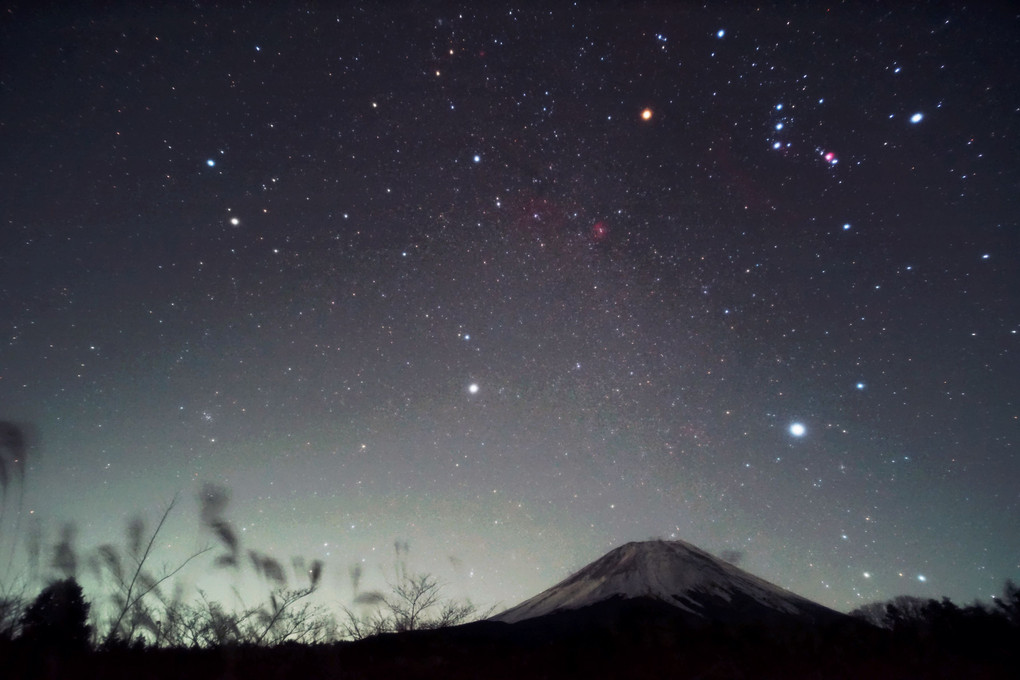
left=492, top=539, right=842, bottom=626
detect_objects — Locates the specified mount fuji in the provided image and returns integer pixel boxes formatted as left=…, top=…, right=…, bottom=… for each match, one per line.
left=492, top=539, right=844, bottom=627
left=330, top=540, right=998, bottom=678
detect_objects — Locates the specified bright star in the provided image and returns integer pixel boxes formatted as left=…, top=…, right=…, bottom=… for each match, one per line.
left=716, top=29, right=725, bottom=38
left=468, top=383, right=479, bottom=394
left=789, top=423, right=806, bottom=437
left=206, top=159, right=216, bottom=167
left=910, top=112, right=923, bottom=123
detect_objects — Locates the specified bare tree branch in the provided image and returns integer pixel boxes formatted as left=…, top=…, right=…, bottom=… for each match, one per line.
left=102, top=496, right=211, bottom=645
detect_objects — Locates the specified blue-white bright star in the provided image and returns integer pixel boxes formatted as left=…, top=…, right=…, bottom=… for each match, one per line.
left=789, top=422, right=806, bottom=437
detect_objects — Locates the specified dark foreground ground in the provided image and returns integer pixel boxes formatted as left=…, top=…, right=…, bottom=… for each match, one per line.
left=5, top=599, right=1017, bottom=679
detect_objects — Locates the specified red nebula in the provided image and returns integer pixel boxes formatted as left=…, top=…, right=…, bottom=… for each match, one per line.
left=591, top=221, right=609, bottom=241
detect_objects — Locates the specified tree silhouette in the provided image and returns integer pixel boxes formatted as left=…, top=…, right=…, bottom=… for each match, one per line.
left=0, top=588, right=25, bottom=641
left=995, top=579, right=1020, bottom=626
left=341, top=571, right=484, bottom=639
left=0, top=421, right=30, bottom=580
left=20, top=577, right=91, bottom=651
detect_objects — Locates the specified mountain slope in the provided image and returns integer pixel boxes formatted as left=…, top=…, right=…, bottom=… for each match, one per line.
left=492, top=539, right=843, bottom=626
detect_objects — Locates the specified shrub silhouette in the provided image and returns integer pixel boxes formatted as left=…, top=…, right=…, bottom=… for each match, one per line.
left=20, top=577, right=91, bottom=651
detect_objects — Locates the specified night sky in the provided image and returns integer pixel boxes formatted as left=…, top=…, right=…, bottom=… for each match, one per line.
left=1, top=3, right=1017, bottom=615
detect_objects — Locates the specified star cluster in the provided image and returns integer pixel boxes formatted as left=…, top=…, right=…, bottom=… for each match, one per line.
left=0, top=4, right=1017, bottom=613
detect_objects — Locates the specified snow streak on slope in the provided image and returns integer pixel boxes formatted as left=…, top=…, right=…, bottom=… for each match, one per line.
left=493, top=539, right=839, bottom=625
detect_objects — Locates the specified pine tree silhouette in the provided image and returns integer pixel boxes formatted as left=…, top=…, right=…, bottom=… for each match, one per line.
left=20, top=578, right=91, bottom=652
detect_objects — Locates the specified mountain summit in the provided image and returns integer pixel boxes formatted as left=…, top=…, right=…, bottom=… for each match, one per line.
left=493, top=539, right=842, bottom=626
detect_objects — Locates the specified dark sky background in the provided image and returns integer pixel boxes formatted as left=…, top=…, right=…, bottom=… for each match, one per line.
left=1, top=2, right=1017, bottom=615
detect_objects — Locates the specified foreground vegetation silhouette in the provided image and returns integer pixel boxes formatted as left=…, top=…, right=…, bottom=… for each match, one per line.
left=1, top=421, right=486, bottom=675
left=1, top=421, right=1017, bottom=678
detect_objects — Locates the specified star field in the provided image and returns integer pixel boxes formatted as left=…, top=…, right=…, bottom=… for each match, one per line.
left=0, top=3, right=1017, bottom=614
